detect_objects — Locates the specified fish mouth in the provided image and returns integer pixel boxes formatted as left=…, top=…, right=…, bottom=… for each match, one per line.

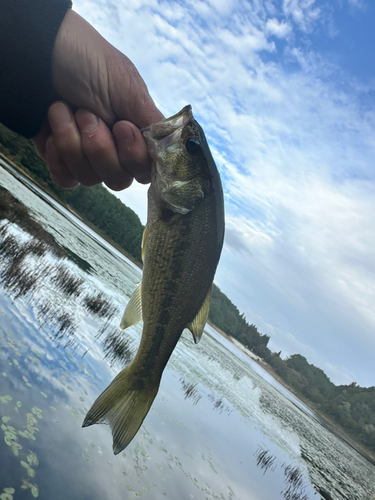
left=142, top=105, right=193, bottom=153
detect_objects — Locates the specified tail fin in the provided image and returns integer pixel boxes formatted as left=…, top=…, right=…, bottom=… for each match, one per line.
left=82, top=365, right=159, bottom=454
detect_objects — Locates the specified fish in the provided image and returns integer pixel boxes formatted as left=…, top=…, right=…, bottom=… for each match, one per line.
left=82, top=105, right=225, bottom=454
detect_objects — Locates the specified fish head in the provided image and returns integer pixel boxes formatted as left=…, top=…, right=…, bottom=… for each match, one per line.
left=142, top=106, right=213, bottom=214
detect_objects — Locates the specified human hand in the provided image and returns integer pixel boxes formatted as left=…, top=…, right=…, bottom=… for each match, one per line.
left=32, top=9, right=163, bottom=190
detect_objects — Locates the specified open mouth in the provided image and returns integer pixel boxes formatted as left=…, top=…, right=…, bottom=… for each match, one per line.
left=142, top=105, right=193, bottom=152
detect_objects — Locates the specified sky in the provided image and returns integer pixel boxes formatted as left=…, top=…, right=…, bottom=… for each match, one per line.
left=73, top=0, right=375, bottom=387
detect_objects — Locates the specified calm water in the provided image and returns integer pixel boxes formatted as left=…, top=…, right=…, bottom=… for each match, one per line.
left=1, top=160, right=374, bottom=500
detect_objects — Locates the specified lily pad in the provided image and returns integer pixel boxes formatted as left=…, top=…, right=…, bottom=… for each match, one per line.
left=0, top=395, right=12, bottom=403
left=11, top=442, right=22, bottom=456
left=31, top=407, right=42, bottom=419
left=0, top=492, right=13, bottom=500
left=31, top=485, right=39, bottom=498
left=27, top=452, right=39, bottom=466
left=27, top=467, right=36, bottom=478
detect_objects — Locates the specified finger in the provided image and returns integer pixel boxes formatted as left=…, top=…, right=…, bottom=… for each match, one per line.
left=75, top=109, right=133, bottom=191
left=113, top=121, right=152, bottom=184
left=32, top=116, right=51, bottom=160
left=48, top=102, right=101, bottom=186
left=46, top=136, right=79, bottom=189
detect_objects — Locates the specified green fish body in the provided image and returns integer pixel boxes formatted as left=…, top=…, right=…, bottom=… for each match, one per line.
left=83, top=106, right=225, bottom=454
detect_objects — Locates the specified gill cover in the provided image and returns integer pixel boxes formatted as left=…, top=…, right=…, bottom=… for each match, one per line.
left=142, top=106, right=210, bottom=214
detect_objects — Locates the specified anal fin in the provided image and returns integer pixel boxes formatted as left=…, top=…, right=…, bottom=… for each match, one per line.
left=187, top=286, right=212, bottom=344
left=120, top=282, right=143, bottom=331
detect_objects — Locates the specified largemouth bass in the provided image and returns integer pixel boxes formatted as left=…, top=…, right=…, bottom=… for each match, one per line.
left=82, top=105, right=225, bottom=454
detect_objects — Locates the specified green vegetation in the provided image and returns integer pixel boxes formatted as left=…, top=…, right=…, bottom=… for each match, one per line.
left=1, top=123, right=374, bottom=460
left=209, top=284, right=375, bottom=458
left=0, top=123, right=143, bottom=262
left=209, top=284, right=270, bottom=356
left=266, top=353, right=375, bottom=456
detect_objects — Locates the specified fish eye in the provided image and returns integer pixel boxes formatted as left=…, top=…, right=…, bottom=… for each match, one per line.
left=185, top=136, right=201, bottom=155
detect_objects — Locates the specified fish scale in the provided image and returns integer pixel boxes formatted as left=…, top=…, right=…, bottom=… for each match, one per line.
left=83, top=105, right=224, bottom=454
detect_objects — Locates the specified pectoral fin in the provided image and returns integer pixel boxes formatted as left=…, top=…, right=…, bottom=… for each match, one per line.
left=120, top=282, right=143, bottom=331
left=187, top=287, right=212, bottom=344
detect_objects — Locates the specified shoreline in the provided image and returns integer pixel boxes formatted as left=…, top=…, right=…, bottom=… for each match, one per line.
left=2, top=151, right=375, bottom=469
left=207, top=320, right=375, bottom=467
left=0, top=153, right=143, bottom=270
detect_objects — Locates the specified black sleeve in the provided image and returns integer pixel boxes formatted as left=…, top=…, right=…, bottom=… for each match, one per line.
left=0, top=0, right=72, bottom=138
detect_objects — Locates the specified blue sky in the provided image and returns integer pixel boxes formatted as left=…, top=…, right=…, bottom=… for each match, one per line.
left=73, top=0, right=375, bottom=387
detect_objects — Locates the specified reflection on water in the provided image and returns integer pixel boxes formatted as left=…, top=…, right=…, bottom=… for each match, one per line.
left=51, top=264, right=84, bottom=297
left=37, top=298, right=78, bottom=340
left=179, top=379, right=202, bottom=406
left=207, top=393, right=233, bottom=416
left=255, top=447, right=277, bottom=474
left=83, top=292, right=118, bottom=320
left=281, top=464, right=308, bottom=500
left=101, top=329, right=135, bottom=367
left=0, top=167, right=375, bottom=499
left=255, top=447, right=310, bottom=500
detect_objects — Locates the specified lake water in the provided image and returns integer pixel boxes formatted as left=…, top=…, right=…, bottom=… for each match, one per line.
left=1, top=159, right=374, bottom=500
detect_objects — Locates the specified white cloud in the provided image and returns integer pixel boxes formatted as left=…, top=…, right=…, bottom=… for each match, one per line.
left=73, top=0, right=375, bottom=386
left=266, top=17, right=292, bottom=38
left=282, top=0, right=321, bottom=32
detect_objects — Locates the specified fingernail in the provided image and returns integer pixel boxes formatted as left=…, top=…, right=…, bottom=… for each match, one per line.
left=76, top=109, right=99, bottom=133
left=49, top=102, right=72, bottom=131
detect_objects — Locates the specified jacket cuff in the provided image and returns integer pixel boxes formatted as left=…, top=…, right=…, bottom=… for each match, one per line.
left=0, top=0, right=73, bottom=138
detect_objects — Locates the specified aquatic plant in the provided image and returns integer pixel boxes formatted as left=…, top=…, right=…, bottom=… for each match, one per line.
left=281, top=464, right=308, bottom=500
left=207, top=393, right=233, bottom=415
left=102, top=329, right=134, bottom=367
left=52, top=311, right=77, bottom=339
left=254, top=447, right=277, bottom=474
left=36, top=299, right=78, bottom=339
left=1, top=258, right=40, bottom=299
left=179, top=379, right=202, bottom=405
left=0, top=187, right=65, bottom=258
left=83, top=292, right=118, bottom=319
left=51, top=264, right=84, bottom=297
left=0, top=488, right=15, bottom=500
left=0, top=232, right=19, bottom=259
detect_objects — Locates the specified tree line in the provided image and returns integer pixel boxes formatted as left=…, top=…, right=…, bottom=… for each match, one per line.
left=1, top=122, right=374, bottom=459
left=0, top=124, right=143, bottom=262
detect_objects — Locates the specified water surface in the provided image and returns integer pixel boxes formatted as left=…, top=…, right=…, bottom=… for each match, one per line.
left=1, top=160, right=374, bottom=500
